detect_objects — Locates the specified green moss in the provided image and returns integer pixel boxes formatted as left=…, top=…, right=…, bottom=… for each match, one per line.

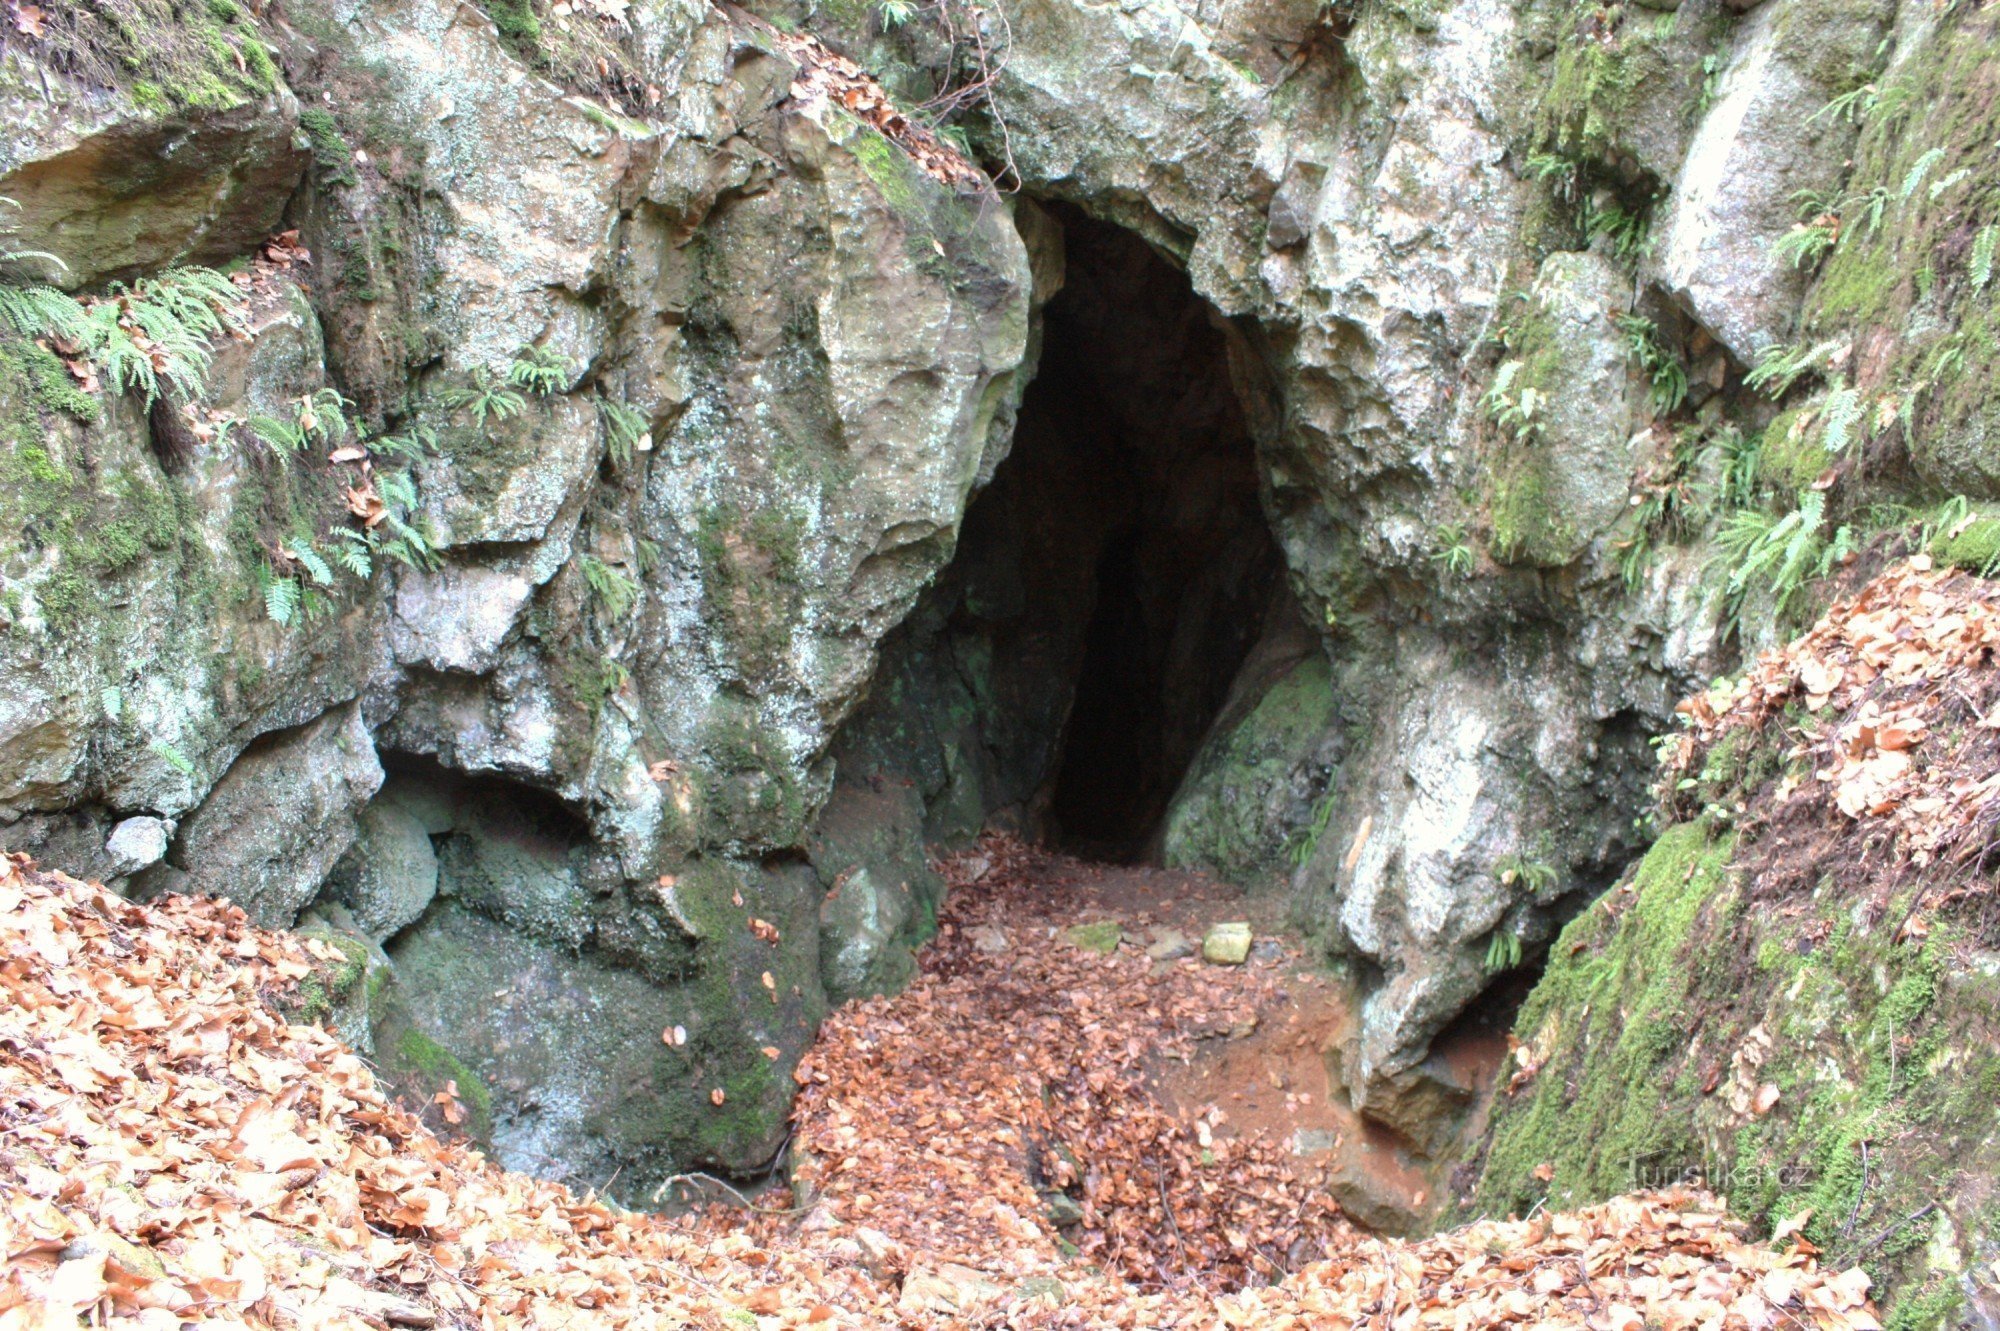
left=16, top=340, right=100, bottom=423
left=1883, top=1282, right=1962, bottom=1331
left=696, top=500, right=807, bottom=683
left=1476, top=821, right=1738, bottom=1214
left=297, top=107, right=359, bottom=186
left=1163, top=652, right=1340, bottom=882
left=1799, top=10, right=2000, bottom=488
left=390, top=1027, right=495, bottom=1136
left=1929, top=506, right=2000, bottom=572
left=1065, top=921, right=1123, bottom=954
left=1757, top=407, right=1831, bottom=491
left=1482, top=281, right=1583, bottom=567
left=477, top=0, right=542, bottom=50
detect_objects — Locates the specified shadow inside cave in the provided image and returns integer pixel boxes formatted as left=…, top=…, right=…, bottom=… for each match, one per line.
left=838, top=202, right=1289, bottom=863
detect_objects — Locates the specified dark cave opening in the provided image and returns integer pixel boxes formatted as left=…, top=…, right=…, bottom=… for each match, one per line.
left=1024, top=208, right=1283, bottom=856
left=842, top=204, right=1286, bottom=862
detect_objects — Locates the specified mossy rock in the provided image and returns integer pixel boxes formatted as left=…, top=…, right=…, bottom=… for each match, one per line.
left=1162, top=650, right=1341, bottom=883
left=1929, top=503, right=2000, bottom=576
left=1065, top=921, right=1123, bottom=954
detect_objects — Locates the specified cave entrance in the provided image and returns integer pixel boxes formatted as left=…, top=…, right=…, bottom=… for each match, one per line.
left=950, top=204, right=1284, bottom=860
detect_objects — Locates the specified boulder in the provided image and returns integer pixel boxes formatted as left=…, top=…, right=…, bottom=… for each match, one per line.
left=810, top=782, right=943, bottom=1004
left=324, top=798, right=439, bottom=943
left=1485, top=250, right=1649, bottom=569
left=1066, top=921, right=1123, bottom=954
left=0, top=63, right=305, bottom=288
left=103, top=816, right=171, bottom=877
left=162, top=706, right=383, bottom=928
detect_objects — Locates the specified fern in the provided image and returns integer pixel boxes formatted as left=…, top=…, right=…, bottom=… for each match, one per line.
left=1812, top=83, right=1879, bottom=125
left=371, top=424, right=438, bottom=461
left=1819, top=380, right=1866, bottom=455
left=376, top=469, right=420, bottom=513
left=247, top=414, right=308, bottom=465
left=440, top=366, right=527, bottom=428
left=1430, top=523, right=1476, bottom=578
left=1614, top=313, right=1688, bottom=415
left=68, top=267, right=247, bottom=406
left=1773, top=221, right=1838, bottom=271
left=1717, top=491, right=1850, bottom=623
left=1482, top=359, right=1543, bottom=442
left=1971, top=224, right=1997, bottom=292
left=0, top=284, right=86, bottom=340
left=1927, top=168, right=1971, bottom=203
left=1744, top=339, right=1841, bottom=399
left=580, top=554, right=641, bottom=619
left=297, top=388, right=354, bottom=445
left=1483, top=930, right=1524, bottom=972
left=283, top=536, right=334, bottom=587
left=100, top=686, right=125, bottom=723
left=598, top=397, right=651, bottom=466
left=1495, top=853, right=1559, bottom=895
left=147, top=737, right=198, bottom=777
left=1900, top=148, right=1947, bottom=202
left=262, top=570, right=301, bottom=625
left=328, top=527, right=374, bottom=578
left=506, top=345, right=572, bottom=397
left=373, top=512, right=443, bottom=572
left=1289, top=790, right=1338, bottom=869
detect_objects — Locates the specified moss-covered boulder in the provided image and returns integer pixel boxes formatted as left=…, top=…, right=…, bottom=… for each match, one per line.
left=1162, top=647, right=1342, bottom=884
left=1484, top=249, right=1649, bottom=569
left=809, top=780, right=943, bottom=1004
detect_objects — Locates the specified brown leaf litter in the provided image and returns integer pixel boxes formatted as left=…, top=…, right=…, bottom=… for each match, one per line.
left=0, top=848, right=1883, bottom=1328
left=1662, top=557, right=2000, bottom=917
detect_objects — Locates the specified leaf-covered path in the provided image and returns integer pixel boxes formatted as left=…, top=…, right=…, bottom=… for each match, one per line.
left=0, top=851, right=1886, bottom=1329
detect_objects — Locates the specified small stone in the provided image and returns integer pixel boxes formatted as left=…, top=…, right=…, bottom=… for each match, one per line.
left=1144, top=926, right=1194, bottom=961
left=1016, top=1275, right=1068, bottom=1305
left=1291, top=1127, right=1340, bottom=1157
left=899, top=1263, right=1008, bottom=1315
left=853, top=1227, right=906, bottom=1279
left=103, top=816, right=172, bottom=876
left=1041, top=1190, right=1085, bottom=1227
left=1065, top=921, right=1122, bottom=955
left=1202, top=922, right=1253, bottom=965
left=968, top=923, right=1010, bottom=954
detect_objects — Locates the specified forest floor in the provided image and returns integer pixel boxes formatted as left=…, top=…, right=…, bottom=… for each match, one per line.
left=0, top=848, right=1886, bottom=1329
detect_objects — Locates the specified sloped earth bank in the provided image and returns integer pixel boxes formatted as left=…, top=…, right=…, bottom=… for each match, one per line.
left=1470, top=560, right=2000, bottom=1327
left=0, top=853, right=1890, bottom=1330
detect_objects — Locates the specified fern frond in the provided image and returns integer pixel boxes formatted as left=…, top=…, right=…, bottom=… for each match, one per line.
left=0, top=284, right=87, bottom=340
left=283, top=536, right=334, bottom=587
left=148, top=737, right=198, bottom=777
left=598, top=397, right=650, bottom=465
left=1972, top=225, right=1997, bottom=292
left=328, top=527, right=374, bottom=578
left=1900, top=147, right=1947, bottom=202
left=262, top=572, right=301, bottom=625
left=1820, top=381, right=1864, bottom=454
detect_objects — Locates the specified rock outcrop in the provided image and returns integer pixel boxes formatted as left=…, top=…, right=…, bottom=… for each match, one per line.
left=4, top=0, right=1999, bottom=1245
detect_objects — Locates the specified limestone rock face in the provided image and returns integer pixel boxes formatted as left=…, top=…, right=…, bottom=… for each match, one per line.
left=1483, top=251, right=1650, bottom=569
left=1650, top=0, right=1892, bottom=359
left=5, top=0, right=1995, bottom=1205
left=0, top=64, right=305, bottom=289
